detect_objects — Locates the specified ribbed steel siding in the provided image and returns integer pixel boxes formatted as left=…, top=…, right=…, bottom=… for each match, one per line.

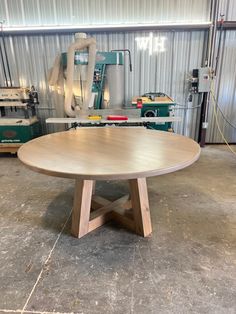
left=0, top=31, right=206, bottom=137
left=219, top=0, right=236, bottom=20
left=0, top=1, right=235, bottom=143
left=1, top=30, right=234, bottom=143
left=207, top=30, right=236, bottom=143
left=0, top=0, right=210, bottom=25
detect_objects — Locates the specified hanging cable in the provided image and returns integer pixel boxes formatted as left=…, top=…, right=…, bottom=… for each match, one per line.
left=0, top=21, right=13, bottom=86
left=210, top=83, right=236, bottom=156
left=211, top=91, right=236, bottom=129
left=0, top=37, right=8, bottom=86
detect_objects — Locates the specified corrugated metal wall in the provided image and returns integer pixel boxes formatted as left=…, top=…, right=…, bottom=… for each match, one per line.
left=0, top=0, right=210, bottom=25
left=0, top=31, right=206, bottom=136
left=219, top=0, right=236, bottom=20
left=206, top=0, right=236, bottom=143
left=0, top=0, right=235, bottom=142
left=207, top=29, right=236, bottom=142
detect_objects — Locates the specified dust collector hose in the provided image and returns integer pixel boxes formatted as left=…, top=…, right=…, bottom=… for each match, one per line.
left=64, top=37, right=96, bottom=117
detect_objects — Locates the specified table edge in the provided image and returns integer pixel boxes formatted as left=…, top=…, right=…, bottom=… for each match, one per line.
left=18, top=147, right=201, bottom=180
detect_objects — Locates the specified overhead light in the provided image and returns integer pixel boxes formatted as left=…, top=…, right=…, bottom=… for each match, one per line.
left=1, top=22, right=212, bottom=34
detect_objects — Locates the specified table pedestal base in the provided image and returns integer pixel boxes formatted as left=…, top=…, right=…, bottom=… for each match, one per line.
left=71, top=178, right=152, bottom=239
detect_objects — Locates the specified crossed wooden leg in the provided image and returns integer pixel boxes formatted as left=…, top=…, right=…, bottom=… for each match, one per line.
left=71, top=178, right=152, bottom=239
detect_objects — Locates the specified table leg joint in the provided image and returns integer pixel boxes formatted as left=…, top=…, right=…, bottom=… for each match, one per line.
left=71, top=178, right=152, bottom=239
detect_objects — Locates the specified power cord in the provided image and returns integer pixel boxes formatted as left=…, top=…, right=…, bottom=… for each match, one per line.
left=210, top=86, right=236, bottom=156
left=210, top=91, right=236, bottom=129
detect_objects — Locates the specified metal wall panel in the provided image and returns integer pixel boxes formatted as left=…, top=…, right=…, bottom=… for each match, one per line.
left=207, top=30, right=236, bottom=143
left=219, top=0, right=236, bottom=20
left=0, top=0, right=235, bottom=142
left=0, top=0, right=210, bottom=26
left=0, top=30, right=206, bottom=137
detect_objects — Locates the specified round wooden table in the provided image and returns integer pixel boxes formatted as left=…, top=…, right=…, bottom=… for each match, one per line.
left=18, top=128, right=200, bottom=238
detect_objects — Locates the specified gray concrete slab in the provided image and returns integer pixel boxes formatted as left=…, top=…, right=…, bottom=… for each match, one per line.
left=0, top=145, right=236, bottom=314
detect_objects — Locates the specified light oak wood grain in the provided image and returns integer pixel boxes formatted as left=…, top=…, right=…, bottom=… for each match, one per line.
left=17, top=128, right=200, bottom=239
left=129, top=178, right=152, bottom=237
left=71, top=179, right=93, bottom=238
left=91, top=195, right=110, bottom=211
left=17, top=128, right=200, bottom=180
left=0, top=143, right=22, bottom=154
left=88, top=194, right=129, bottom=234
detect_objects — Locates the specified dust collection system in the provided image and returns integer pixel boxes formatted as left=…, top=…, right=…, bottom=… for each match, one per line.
left=47, top=33, right=179, bottom=130
left=0, top=21, right=41, bottom=153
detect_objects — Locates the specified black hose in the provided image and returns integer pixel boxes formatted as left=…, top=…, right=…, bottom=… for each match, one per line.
left=0, top=39, right=8, bottom=86
left=1, top=23, right=12, bottom=86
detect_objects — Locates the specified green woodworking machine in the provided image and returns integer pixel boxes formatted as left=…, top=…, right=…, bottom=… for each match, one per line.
left=54, top=47, right=177, bottom=130
left=132, top=92, right=176, bottom=131
left=0, top=25, right=41, bottom=153
left=0, top=87, right=41, bottom=153
left=48, top=33, right=180, bottom=130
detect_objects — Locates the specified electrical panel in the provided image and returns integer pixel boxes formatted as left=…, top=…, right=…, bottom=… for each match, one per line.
left=198, top=67, right=211, bottom=93
left=191, top=67, right=211, bottom=93
left=191, top=69, right=199, bottom=94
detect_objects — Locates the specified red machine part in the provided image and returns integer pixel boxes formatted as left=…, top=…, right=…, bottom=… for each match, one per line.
left=136, top=98, right=143, bottom=108
left=107, top=115, right=128, bottom=121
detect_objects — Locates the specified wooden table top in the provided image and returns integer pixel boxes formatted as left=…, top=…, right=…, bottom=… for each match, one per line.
left=18, top=128, right=200, bottom=180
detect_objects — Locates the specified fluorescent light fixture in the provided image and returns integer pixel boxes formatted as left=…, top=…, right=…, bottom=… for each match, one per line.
left=2, top=22, right=212, bottom=33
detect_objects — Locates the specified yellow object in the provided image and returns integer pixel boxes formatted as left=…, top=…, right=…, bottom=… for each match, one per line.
left=132, top=95, right=174, bottom=104
left=88, top=115, right=102, bottom=120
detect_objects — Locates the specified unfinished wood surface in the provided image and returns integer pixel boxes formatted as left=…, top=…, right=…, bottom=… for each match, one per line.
left=17, top=128, right=200, bottom=180
left=91, top=195, right=111, bottom=211
left=110, top=211, right=135, bottom=232
left=92, top=181, right=96, bottom=195
left=88, top=212, right=112, bottom=233
left=71, top=179, right=93, bottom=238
left=88, top=194, right=129, bottom=233
left=0, top=144, right=21, bottom=154
left=129, top=178, right=152, bottom=237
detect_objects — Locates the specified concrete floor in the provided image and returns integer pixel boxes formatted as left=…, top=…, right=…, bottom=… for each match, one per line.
left=0, top=145, right=236, bottom=314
